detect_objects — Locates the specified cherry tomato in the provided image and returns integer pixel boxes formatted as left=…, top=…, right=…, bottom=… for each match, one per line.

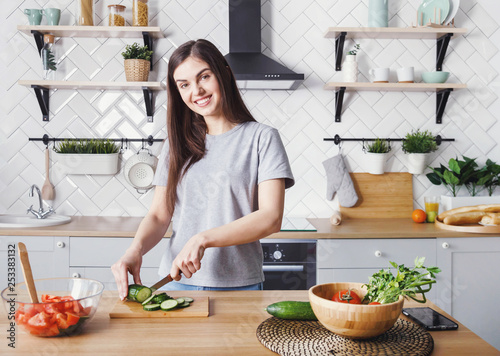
left=368, top=302, right=381, bottom=305
left=331, top=289, right=362, bottom=304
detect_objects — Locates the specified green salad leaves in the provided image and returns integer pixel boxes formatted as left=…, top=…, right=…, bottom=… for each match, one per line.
left=363, top=257, right=441, bottom=304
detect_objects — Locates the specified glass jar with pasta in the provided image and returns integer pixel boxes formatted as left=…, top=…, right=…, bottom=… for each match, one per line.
left=108, top=4, right=126, bottom=26
left=76, top=0, right=94, bottom=26
left=132, top=0, right=148, bottom=26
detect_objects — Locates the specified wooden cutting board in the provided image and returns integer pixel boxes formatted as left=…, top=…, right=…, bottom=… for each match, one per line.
left=109, top=294, right=209, bottom=318
left=340, top=173, right=413, bottom=219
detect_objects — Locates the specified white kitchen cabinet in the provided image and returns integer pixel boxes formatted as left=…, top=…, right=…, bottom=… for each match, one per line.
left=69, top=237, right=170, bottom=290
left=436, top=237, right=500, bottom=351
left=0, top=236, right=69, bottom=288
left=317, top=238, right=437, bottom=302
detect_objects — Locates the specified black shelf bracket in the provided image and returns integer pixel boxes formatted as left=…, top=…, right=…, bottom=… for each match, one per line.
left=142, top=32, right=153, bottom=70
left=436, top=88, right=452, bottom=124
left=31, top=30, right=44, bottom=56
left=436, top=33, right=453, bottom=71
left=335, top=32, right=347, bottom=71
left=32, top=85, right=50, bottom=121
left=142, top=87, right=154, bottom=122
left=335, top=87, right=346, bottom=122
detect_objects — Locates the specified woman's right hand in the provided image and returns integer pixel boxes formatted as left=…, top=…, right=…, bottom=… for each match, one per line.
left=111, top=246, right=143, bottom=301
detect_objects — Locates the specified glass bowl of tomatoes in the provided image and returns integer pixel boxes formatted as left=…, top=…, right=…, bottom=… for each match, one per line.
left=1, top=277, right=104, bottom=337
left=308, top=282, right=404, bottom=339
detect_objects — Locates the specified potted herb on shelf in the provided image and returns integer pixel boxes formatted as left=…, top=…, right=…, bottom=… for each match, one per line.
left=122, top=42, right=153, bottom=82
left=364, top=138, right=390, bottom=175
left=427, top=156, right=500, bottom=211
left=402, top=129, right=438, bottom=175
left=54, top=139, right=120, bottom=175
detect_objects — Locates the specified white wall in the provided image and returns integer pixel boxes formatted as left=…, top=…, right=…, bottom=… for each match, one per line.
left=0, top=0, right=498, bottom=217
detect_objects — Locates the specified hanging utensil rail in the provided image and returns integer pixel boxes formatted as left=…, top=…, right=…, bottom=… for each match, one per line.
left=324, top=134, right=454, bottom=145
left=29, top=134, right=164, bottom=147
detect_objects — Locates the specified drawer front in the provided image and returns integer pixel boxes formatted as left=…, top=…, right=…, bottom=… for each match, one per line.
left=70, top=237, right=169, bottom=268
left=317, top=239, right=436, bottom=269
left=70, top=267, right=161, bottom=290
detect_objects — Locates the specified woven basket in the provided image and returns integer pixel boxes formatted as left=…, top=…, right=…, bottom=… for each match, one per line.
left=124, top=59, right=150, bottom=82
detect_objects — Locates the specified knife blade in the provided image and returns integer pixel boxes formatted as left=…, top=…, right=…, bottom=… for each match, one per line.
left=150, top=274, right=173, bottom=292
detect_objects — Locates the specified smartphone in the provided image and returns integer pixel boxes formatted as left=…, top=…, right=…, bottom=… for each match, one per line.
left=402, top=307, right=459, bottom=331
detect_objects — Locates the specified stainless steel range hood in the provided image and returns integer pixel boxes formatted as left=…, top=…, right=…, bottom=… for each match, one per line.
left=224, top=0, right=304, bottom=90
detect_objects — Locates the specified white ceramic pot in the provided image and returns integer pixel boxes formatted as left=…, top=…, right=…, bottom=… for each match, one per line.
left=343, top=55, right=358, bottom=82
left=441, top=195, right=500, bottom=212
left=406, top=153, right=429, bottom=175
left=55, top=153, right=119, bottom=175
left=365, top=152, right=388, bottom=175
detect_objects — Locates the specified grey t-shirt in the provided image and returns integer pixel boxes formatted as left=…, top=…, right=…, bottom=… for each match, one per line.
left=152, top=121, right=294, bottom=287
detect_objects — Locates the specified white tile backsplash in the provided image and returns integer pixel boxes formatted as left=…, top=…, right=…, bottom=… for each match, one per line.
left=0, top=0, right=499, bottom=217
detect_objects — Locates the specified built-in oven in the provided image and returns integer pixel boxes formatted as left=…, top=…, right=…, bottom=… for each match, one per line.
left=261, top=239, right=317, bottom=290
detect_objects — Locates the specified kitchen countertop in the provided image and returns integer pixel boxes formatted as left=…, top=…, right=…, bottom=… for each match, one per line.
left=0, top=216, right=497, bottom=238
left=0, top=291, right=497, bottom=355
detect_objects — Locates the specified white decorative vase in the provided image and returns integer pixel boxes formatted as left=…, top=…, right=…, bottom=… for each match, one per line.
left=406, top=153, right=429, bottom=175
left=365, top=152, right=388, bottom=175
left=343, top=55, right=358, bottom=82
left=441, top=195, right=500, bottom=212
left=55, top=153, right=120, bottom=175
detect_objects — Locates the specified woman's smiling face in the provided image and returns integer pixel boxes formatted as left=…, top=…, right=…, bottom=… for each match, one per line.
left=173, top=56, right=223, bottom=120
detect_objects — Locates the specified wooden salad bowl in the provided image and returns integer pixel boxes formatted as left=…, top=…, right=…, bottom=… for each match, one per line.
left=308, top=282, right=404, bottom=339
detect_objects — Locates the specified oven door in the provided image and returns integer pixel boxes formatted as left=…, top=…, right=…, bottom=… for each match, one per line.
left=263, top=263, right=316, bottom=290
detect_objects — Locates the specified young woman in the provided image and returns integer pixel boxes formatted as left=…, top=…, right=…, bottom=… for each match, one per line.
left=112, top=39, right=294, bottom=299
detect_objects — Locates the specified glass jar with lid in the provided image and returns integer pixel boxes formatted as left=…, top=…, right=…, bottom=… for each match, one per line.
left=108, top=4, right=126, bottom=26
left=76, top=0, right=94, bottom=26
left=132, top=0, right=148, bottom=26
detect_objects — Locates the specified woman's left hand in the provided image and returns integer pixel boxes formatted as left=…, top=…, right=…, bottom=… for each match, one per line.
left=170, top=234, right=206, bottom=280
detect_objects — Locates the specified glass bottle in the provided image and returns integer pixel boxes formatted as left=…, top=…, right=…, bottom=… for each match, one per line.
left=108, top=4, right=126, bottom=26
left=76, top=0, right=94, bottom=26
left=41, top=34, right=57, bottom=80
left=132, top=0, right=148, bottom=26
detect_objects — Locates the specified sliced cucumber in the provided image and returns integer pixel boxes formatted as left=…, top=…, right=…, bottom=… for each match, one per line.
left=128, top=284, right=152, bottom=303
left=180, top=297, right=194, bottom=303
left=175, top=298, right=185, bottom=304
left=152, top=293, right=171, bottom=304
left=143, top=303, right=161, bottom=311
left=160, top=299, right=178, bottom=311
left=178, top=301, right=191, bottom=308
left=141, top=294, right=156, bottom=306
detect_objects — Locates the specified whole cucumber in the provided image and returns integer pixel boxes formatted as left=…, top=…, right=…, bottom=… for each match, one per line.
left=266, top=301, right=318, bottom=321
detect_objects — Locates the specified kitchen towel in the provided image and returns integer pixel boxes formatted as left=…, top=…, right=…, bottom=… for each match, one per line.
left=322, top=155, right=358, bottom=207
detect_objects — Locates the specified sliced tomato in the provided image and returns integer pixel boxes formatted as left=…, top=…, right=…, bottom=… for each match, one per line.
left=55, top=313, right=69, bottom=329
left=44, top=323, right=60, bottom=337
left=81, top=306, right=92, bottom=316
left=368, top=302, right=381, bottom=305
left=16, top=312, right=30, bottom=325
left=27, top=311, right=51, bottom=329
left=23, top=305, right=39, bottom=319
left=66, top=312, right=80, bottom=326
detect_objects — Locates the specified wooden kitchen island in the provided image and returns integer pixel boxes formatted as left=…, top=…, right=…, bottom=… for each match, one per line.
left=1, top=291, right=498, bottom=356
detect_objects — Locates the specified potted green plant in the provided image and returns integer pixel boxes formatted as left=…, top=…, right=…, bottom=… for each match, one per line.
left=479, top=159, right=500, bottom=197
left=54, top=139, right=120, bottom=175
left=427, top=156, right=499, bottom=211
left=402, top=129, right=438, bottom=175
left=121, top=42, right=153, bottom=82
left=364, top=138, right=390, bottom=175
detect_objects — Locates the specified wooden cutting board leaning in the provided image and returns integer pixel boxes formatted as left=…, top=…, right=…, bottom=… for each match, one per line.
left=340, top=173, right=413, bottom=219
left=109, top=294, right=209, bottom=318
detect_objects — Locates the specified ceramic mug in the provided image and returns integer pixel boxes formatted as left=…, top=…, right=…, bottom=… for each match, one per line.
left=43, top=8, right=61, bottom=25
left=368, top=0, right=388, bottom=27
left=24, top=9, right=43, bottom=25
left=369, top=68, right=390, bottom=83
left=397, top=67, right=414, bottom=83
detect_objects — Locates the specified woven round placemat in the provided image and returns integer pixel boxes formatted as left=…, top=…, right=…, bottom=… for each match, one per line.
left=256, top=318, right=433, bottom=356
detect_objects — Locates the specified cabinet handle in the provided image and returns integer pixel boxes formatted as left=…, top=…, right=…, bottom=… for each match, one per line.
left=374, top=250, right=382, bottom=257
left=56, top=241, right=65, bottom=248
left=72, top=273, right=81, bottom=278
left=442, top=242, right=450, bottom=249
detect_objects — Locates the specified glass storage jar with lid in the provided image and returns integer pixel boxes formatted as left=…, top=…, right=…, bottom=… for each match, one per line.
left=76, top=0, right=94, bottom=26
left=108, top=4, right=126, bottom=26
left=132, top=0, right=148, bottom=26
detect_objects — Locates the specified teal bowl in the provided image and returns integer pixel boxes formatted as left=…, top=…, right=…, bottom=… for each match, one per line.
left=422, top=71, right=450, bottom=83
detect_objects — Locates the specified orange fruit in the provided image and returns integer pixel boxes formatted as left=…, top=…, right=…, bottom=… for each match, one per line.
left=412, top=209, right=427, bottom=223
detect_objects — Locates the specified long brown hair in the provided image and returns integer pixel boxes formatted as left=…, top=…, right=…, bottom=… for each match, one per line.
left=165, top=39, right=256, bottom=214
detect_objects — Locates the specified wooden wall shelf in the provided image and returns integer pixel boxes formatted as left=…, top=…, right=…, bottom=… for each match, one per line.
left=18, top=80, right=165, bottom=122
left=324, top=82, right=467, bottom=124
left=325, top=26, right=467, bottom=71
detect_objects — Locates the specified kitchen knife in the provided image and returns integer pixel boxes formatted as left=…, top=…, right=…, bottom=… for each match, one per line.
left=150, top=272, right=181, bottom=292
